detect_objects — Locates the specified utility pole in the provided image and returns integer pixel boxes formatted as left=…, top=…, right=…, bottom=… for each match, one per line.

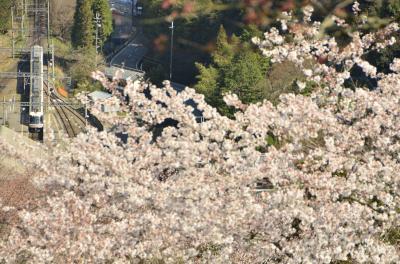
left=11, top=7, right=15, bottom=59
left=85, top=104, right=88, bottom=127
left=2, top=97, right=5, bottom=126
left=19, top=0, right=24, bottom=39
left=169, top=20, right=174, bottom=81
left=47, top=0, right=51, bottom=110
left=47, top=0, right=50, bottom=49
left=21, top=107, right=24, bottom=136
left=21, top=16, right=24, bottom=39
left=94, top=12, right=102, bottom=67
left=51, top=41, right=55, bottom=84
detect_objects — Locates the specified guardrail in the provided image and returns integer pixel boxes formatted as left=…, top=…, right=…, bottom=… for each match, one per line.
left=106, top=28, right=139, bottom=62
left=109, top=63, right=145, bottom=74
left=195, top=116, right=205, bottom=123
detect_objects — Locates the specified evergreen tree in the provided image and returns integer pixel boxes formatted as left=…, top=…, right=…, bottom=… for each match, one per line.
left=222, top=47, right=269, bottom=104
left=240, top=24, right=263, bottom=42
left=72, top=0, right=94, bottom=48
left=195, top=25, right=270, bottom=116
left=386, top=0, right=400, bottom=19
left=92, top=0, right=113, bottom=44
left=145, top=64, right=167, bottom=87
left=212, top=25, right=235, bottom=68
left=194, top=63, right=219, bottom=105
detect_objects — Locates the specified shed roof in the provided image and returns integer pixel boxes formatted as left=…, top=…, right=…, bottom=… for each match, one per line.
left=105, top=66, right=144, bottom=81
left=88, top=91, right=112, bottom=101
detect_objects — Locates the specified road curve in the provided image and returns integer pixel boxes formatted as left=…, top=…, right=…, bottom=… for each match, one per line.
left=110, top=26, right=148, bottom=71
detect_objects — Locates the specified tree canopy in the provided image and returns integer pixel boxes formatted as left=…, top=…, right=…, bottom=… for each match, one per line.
left=0, top=0, right=13, bottom=33
left=195, top=25, right=269, bottom=116
left=71, top=0, right=94, bottom=48
left=71, top=0, right=112, bottom=48
left=2, top=2, right=400, bottom=263
left=92, top=0, right=112, bottom=45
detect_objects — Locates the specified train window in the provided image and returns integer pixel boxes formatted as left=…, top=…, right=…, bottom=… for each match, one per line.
left=29, top=115, right=42, bottom=124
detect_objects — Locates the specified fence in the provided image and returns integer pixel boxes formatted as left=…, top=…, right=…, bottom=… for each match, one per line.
left=0, top=99, right=87, bottom=138
left=0, top=96, right=28, bottom=135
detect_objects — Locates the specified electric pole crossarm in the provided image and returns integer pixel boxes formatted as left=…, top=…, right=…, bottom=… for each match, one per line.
left=169, top=20, right=174, bottom=81
left=0, top=72, right=41, bottom=78
left=25, top=8, right=47, bottom=12
left=0, top=47, right=49, bottom=53
left=11, top=28, right=40, bottom=33
left=0, top=101, right=84, bottom=108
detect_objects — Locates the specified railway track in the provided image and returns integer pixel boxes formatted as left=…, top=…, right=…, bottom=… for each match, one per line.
left=51, top=91, right=86, bottom=124
left=44, top=84, right=86, bottom=138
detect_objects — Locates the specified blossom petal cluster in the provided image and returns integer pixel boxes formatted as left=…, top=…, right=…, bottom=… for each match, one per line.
left=0, top=6, right=400, bottom=264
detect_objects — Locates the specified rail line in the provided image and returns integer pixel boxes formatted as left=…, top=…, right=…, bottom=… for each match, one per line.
left=51, top=92, right=87, bottom=125
left=43, top=83, right=85, bottom=138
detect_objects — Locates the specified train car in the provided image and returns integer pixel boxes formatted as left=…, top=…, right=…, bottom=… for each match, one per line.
left=29, top=45, right=44, bottom=131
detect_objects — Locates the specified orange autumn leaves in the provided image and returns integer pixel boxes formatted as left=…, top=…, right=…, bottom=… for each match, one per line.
left=160, top=0, right=301, bottom=25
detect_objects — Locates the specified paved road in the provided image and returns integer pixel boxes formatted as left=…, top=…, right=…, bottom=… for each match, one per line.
left=110, top=0, right=133, bottom=16
left=111, top=42, right=148, bottom=70
left=109, top=0, right=148, bottom=71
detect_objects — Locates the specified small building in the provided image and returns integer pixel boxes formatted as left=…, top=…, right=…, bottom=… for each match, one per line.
left=88, top=91, right=120, bottom=113
left=105, top=66, right=145, bottom=81
left=88, top=91, right=112, bottom=101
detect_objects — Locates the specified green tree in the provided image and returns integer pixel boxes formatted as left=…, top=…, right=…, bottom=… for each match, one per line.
left=92, top=0, right=113, bottom=44
left=369, top=0, right=400, bottom=19
left=240, top=24, right=263, bottom=42
left=212, top=25, right=235, bottom=68
left=387, top=0, right=400, bottom=18
left=194, top=63, right=219, bottom=105
left=145, top=64, right=168, bottom=87
left=359, top=0, right=400, bottom=75
left=50, top=0, right=76, bottom=40
left=0, top=0, right=13, bottom=34
left=68, top=46, right=97, bottom=83
left=222, top=47, right=269, bottom=104
left=72, top=0, right=94, bottom=48
left=195, top=25, right=270, bottom=116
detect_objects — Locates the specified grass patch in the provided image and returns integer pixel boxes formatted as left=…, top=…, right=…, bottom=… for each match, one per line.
left=52, top=37, right=74, bottom=60
left=0, top=34, right=17, bottom=72
left=15, top=250, right=32, bottom=264
left=331, top=260, right=355, bottom=264
left=0, top=222, right=9, bottom=241
left=0, top=34, right=11, bottom=46
left=300, top=130, right=326, bottom=154
left=332, top=169, right=348, bottom=179
left=264, top=60, right=316, bottom=105
left=138, top=259, right=165, bottom=264
left=196, top=242, right=223, bottom=258
left=382, top=227, right=400, bottom=246
left=255, top=131, right=287, bottom=152
left=136, top=257, right=184, bottom=264
left=116, top=111, right=128, bottom=117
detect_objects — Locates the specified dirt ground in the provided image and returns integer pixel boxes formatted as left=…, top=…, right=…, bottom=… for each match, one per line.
left=0, top=175, right=39, bottom=208
left=0, top=34, right=20, bottom=99
left=0, top=59, right=19, bottom=100
left=0, top=166, right=41, bottom=242
left=0, top=132, right=46, bottom=242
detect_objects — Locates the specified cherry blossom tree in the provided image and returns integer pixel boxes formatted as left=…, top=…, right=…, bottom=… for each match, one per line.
left=0, top=3, right=399, bottom=263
